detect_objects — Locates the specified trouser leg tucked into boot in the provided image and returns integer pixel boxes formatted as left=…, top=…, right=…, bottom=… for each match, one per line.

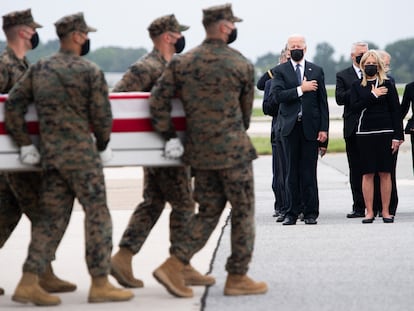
left=88, top=276, right=134, bottom=303
left=39, top=263, right=77, bottom=293
left=153, top=255, right=193, bottom=298
left=110, top=247, right=144, bottom=288
left=224, top=274, right=268, bottom=296
left=12, top=272, right=61, bottom=306
left=182, top=264, right=215, bottom=286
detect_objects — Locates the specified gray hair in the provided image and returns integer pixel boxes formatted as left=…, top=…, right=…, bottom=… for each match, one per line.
left=351, top=41, right=369, bottom=53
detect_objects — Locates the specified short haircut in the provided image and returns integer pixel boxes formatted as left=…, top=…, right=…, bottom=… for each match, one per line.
left=351, top=41, right=369, bottom=53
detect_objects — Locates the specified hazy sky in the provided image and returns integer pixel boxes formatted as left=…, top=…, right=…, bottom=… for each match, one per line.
left=1, top=0, right=412, bottom=62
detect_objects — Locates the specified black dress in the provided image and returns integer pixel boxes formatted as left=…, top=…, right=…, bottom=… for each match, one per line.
left=350, top=78, right=403, bottom=174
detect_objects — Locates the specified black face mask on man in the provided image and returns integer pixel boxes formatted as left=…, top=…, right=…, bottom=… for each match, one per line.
left=80, top=39, right=90, bottom=56
left=227, top=28, right=237, bottom=44
left=290, top=49, right=304, bottom=62
left=174, top=36, right=186, bottom=54
left=364, top=64, right=378, bottom=77
left=30, top=32, right=39, bottom=49
left=355, top=54, right=363, bottom=65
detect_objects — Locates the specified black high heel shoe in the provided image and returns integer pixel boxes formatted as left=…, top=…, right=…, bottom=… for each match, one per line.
left=362, top=218, right=375, bottom=224
left=383, top=217, right=394, bottom=223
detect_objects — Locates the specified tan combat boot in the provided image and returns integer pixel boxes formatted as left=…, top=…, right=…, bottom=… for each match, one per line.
left=88, top=276, right=134, bottom=303
left=110, top=247, right=144, bottom=288
left=153, top=255, right=193, bottom=298
left=182, top=264, right=215, bottom=286
left=224, top=274, right=268, bottom=296
left=12, top=272, right=61, bottom=306
left=39, top=263, right=77, bottom=293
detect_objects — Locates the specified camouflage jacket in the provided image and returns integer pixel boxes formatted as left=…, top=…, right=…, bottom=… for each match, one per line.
left=0, top=46, right=30, bottom=94
left=5, top=49, right=112, bottom=170
left=113, top=48, right=167, bottom=92
left=150, top=38, right=257, bottom=170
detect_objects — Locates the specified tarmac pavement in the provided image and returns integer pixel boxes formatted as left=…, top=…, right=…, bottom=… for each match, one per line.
left=1, top=151, right=413, bottom=310
left=1, top=104, right=414, bottom=310
left=204, top=151, right=414, bottom=311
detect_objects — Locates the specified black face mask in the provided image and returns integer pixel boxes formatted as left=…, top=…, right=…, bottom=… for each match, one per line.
left=227, top=28, right=237, bottom=44
left=290, top=49, right=304, bottom=62
left=355, top=54, right=363, bottom=65
left=80, top=39, right=90, bottom=56
left=364, top=64, right=378, bottom=77
left=30, top=32, right=39, bottom=49
left=174, top=36, right=185, bottom=53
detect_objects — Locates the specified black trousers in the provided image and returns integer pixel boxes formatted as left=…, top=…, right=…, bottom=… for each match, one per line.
left=272, top=133, right=287, bottom=215
left=283, top=121, right=319, bottom=219
left=345, top=134, right=365, bottom=214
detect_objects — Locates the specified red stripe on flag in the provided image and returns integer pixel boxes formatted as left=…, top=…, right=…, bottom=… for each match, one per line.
left=0, top=117, right=186, bottom=135
left=109, top=92, right=150, bottom=100
left=112, top=117, right=186, bottom=132
left=0, top=121, right=39, bottom=135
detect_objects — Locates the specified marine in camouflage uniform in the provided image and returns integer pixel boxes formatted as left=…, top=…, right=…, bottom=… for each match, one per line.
left=5, top=13, right=133, bottom=305
left=0, top=9, right=77, bottom=297
left=150, top=4, right=267, bottom=297
left=0, top=12, right=42, bottom=250
left=111, top=15, right=213, bottom=290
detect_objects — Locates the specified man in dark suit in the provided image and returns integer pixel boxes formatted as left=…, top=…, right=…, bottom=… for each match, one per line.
left=335, top=42, right=368, bottom=218
left=271, top=34, right=329, bottom=225
left=259, top=48, right=289, bottom=219
left=376, top=50, right=398, bottom=216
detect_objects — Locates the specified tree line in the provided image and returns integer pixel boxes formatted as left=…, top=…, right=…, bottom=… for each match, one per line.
left=2, top=38, right=414, bottom=84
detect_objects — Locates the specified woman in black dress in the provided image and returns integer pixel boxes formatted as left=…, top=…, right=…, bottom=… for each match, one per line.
left=350, top=50, right=404, bottom=223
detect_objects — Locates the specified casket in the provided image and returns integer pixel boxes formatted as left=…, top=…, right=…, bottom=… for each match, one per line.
left=0, top=92, right=185, bottom=171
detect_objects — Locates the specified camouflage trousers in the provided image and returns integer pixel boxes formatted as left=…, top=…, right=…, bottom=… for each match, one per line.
left=0, top=172, right=43, bottom=248
left=23, top=168, right=112, bottom=277
left=173, top=161, right=255, bottom=275
left=119, top=166, right=195, bottom=254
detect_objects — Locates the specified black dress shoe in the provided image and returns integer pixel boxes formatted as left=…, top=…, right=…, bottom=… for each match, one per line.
left=383, top=217, right=394, bottom=223
left=362, top=218, right=375, bottom=224
left=346, top=211, right=365, bottom=218
left=282, top=217, right=297, bottom=225
left=272, top=210, right=280, bottom=217
left=276, top=214, right=286, bottom=222
left=304, top=218, right=317, bottom=225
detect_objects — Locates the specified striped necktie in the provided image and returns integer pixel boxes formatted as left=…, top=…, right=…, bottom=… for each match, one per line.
left=295, top=64, right=301, bottom=85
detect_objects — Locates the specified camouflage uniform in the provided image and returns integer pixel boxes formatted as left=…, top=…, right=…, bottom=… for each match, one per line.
left=113, top=15, right=194, bottom=255
left=4, top=13, right=113, bottom=276
left=150, top=9, right=257, bottom=274
left=0, top=12, right=43, bottom=249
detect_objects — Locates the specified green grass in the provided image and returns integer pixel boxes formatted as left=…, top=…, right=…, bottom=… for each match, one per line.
left=250, top=136, right=272, bottom=155
left=251, top=136, right=346, bottom=155
left=326, top=88, right=335, bottom=98
left=252, top=107, right=265, bottom=117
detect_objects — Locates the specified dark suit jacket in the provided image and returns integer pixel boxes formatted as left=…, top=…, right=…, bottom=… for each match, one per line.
left=257, top=65, right=278, bottom=90
left=262, top=79, right=280, bottom=144
left=271, top=60, right=329, bottom=140
left=335, top=66, right=360, bottom=138
left=262, top=79, right=279, bottom=117
left=401, top=81, right=414, bottom=120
